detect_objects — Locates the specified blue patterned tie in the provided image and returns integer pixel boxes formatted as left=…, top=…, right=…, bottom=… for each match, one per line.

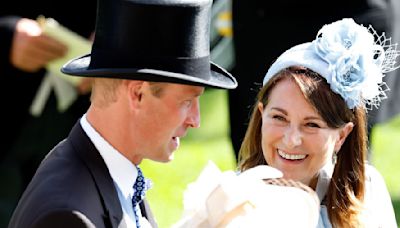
left=132, top=166, right=148, bottom=228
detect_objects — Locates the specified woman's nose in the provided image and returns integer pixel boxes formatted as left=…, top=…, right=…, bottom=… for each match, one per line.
left=283, top=125, right=302, bottom=148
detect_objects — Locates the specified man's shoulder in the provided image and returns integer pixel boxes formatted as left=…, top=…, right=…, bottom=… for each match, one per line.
left=32, top=139, right=100, bottom=201
left=9, top=142, right=107, bottom=227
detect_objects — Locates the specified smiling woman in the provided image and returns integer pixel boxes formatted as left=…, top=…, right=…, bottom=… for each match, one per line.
left=257, top=69, right=355, bottom=187
left=238, top=18, right=398, bottom=228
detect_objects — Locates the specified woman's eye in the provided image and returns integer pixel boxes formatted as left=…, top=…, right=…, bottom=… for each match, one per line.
left=272, top=115, right=286, bottom=121
left=306, top=122, right=320, bottom=128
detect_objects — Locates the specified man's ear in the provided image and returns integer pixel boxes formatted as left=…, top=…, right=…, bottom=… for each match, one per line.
left=334, top=122, right=354, bottom=152
left=125, top=80, right=145, bottom=108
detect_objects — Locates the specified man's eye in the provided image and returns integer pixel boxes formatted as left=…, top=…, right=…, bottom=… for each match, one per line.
left=183, top=100, right=192, bottom=107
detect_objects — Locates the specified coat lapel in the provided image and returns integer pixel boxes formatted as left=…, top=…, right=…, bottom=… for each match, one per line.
left=68, top=121, right=158, bottom=228
left=68, top=121, right=124, bottom=227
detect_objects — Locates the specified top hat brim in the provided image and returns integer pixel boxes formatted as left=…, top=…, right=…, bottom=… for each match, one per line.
left=61, top=54, right=237, bottom=89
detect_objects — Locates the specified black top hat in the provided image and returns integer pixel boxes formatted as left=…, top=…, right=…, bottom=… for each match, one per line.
left=61, top=0, right=237, bottom=89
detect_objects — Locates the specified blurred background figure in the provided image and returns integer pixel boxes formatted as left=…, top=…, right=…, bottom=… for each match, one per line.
left=369, top=0, right=400, bottom=153
left=210, top=0, right=235, bottom=72
left=0, top=1, right=96, bottom=226
left=228, top=0, right=397, bottom=161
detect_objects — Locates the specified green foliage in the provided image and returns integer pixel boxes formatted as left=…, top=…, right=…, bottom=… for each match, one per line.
left=371, top=114, right=400, bottom=226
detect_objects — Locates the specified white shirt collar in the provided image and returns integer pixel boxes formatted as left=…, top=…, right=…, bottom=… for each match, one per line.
left=80, top=114, right=138, bottom=199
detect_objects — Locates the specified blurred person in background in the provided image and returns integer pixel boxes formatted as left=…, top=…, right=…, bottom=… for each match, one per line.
left=0, top=0, right=96, bottom=226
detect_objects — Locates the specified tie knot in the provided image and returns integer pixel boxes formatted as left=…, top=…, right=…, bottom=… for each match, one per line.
left=133, top=166, right=151, bottom=205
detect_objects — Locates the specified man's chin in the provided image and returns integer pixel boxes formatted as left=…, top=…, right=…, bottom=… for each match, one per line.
left=167, top=153, right=175, bottom=161
left=156, top=156, right=174, bottom=163
left=157, top=150, right=175, bottom=163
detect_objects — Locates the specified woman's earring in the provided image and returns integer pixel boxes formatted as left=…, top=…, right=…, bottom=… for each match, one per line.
left=332, top=151, right=338, bottom=165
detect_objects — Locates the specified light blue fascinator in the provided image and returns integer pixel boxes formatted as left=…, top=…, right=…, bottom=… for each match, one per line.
left=263, top=18, right=400, bottom=109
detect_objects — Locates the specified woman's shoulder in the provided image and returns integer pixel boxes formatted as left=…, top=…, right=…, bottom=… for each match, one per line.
left=362, top=164, right=397, bottom=227
left=363, top=163, right=391, bottom=208
left=364, top=163, right=386, bottom=184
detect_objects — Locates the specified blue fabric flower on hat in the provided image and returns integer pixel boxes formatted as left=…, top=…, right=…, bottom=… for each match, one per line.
left=263, top=18, right=399, bottom=110
left=313, top=18, right=385, bottom=109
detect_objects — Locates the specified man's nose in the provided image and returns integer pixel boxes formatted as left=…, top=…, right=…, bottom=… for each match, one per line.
left=186, top=98, right=200, bottom=128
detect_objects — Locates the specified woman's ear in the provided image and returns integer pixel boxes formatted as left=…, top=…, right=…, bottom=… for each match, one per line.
left=334, top=122, right=354, bottom=152
left=258, top=102, right=264, bottom=115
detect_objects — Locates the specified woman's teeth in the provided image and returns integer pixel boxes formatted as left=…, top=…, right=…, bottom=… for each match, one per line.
left=278, top=149, right=306, bottom=160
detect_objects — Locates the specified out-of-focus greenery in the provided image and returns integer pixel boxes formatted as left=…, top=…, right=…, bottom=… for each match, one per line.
left=371, top=114, right=400, bottom=226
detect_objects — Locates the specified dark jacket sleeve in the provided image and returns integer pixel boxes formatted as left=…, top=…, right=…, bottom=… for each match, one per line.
left=32, top=210, right=96, bottom=228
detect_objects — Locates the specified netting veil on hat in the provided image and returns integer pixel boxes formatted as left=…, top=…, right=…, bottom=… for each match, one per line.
left=263, top=18, right=400, bottom=110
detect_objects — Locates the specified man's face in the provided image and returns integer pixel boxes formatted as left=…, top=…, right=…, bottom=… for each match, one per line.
left=134, top=82, right=204, bottom=163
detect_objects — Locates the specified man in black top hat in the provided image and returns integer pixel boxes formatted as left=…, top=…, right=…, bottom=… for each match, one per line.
left=8, top=0, right=237, bottom=227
